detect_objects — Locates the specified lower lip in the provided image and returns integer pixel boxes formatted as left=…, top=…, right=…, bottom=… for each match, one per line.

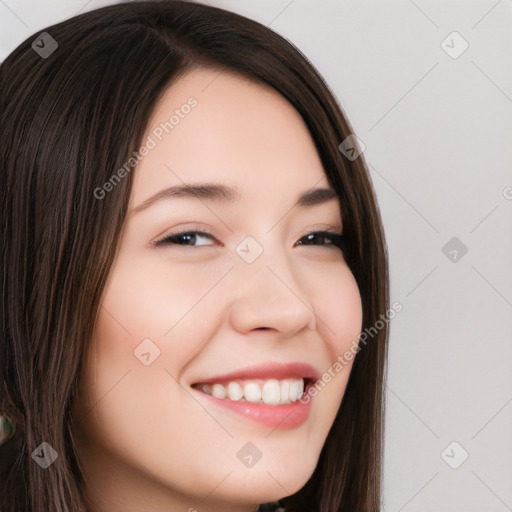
left=192, top=387, right=313, bottom=429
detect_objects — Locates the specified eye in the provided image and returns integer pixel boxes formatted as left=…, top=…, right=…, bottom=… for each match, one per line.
left=295, top=231, right=347, bottom=251
left=153, top=229, right=347, bottom=251
left=154, top=230, right=217, bottom=247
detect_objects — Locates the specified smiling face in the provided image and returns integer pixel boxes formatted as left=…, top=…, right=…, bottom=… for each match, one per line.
left=71, top=67, right=363, bottom=512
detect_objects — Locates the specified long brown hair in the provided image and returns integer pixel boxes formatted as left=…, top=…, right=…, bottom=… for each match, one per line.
left=0, top=2, right=389, bottom=510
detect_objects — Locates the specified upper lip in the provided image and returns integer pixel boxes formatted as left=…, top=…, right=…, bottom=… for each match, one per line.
left=192, top=362, right=321, bottom=385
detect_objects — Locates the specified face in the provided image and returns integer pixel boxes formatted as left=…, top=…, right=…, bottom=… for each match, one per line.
left=71, top=68, right=363, bottom=512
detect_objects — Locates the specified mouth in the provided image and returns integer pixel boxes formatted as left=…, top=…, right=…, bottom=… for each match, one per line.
left=189, top=362, right=319, bottom=429
left=191, top=377, right=316, bottom=405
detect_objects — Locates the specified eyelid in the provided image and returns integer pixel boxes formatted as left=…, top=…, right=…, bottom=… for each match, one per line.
left=151, top=220, right=218, bottom=243
left=303, top=222, right=343, bottom=234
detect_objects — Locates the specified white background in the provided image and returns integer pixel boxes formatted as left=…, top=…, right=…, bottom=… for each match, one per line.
left=1, top=1, right=511, bottom=511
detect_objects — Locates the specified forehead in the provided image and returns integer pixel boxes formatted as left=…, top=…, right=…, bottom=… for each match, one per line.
left=129, top=67, right=331, bottom=210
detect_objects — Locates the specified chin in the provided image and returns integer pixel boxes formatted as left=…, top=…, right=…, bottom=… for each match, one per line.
left=220, top=456, right=316, bottom=504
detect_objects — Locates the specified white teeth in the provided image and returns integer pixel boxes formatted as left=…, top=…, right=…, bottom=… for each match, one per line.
left=227, top=382, right=243, bottom=401
left=197, top=378, right=306, bottom=405
left=279, top=380, right=291, bottom=405
left=243, top=382, right=262, bottom=402
left=262, top=379, right=281, bottom=405
left=289, top=379, right=304, bottom=401
left=211, top=383, right=226, bottom=399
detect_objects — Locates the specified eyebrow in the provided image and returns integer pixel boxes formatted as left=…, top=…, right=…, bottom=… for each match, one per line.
left=130, top=182, right=338, bottom=214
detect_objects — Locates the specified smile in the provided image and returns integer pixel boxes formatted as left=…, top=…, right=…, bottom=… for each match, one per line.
left=190, top=362, right=319, bottom=429
left=194, top=377, right=307, bottom=405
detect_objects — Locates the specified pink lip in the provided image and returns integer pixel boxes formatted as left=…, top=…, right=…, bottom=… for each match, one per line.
left=192, top=362, right=321, bottom=385
left=190, top=362, right=319, bottom=429
left=195, top=389, right=313, bottom=429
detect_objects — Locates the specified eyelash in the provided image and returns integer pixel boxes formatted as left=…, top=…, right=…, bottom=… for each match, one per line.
left=154, top=230, right=347, bottom=251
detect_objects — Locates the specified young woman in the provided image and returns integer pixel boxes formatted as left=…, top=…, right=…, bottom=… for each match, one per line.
left=0, top=2, right=389, bottom=511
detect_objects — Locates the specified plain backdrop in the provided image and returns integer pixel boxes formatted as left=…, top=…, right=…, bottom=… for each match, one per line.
left=1, top=1, right=511, bottom=511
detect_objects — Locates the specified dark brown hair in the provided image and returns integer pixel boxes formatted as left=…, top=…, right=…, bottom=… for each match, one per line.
left=0, top=1, right=389, bottom=511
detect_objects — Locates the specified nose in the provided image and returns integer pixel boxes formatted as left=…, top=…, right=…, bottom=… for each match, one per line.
left=227, top=256, right=317, bottom=337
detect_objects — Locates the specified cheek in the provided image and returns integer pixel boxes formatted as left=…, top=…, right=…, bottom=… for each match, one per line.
left=306, top=264, right=362, bottom=415
left=94, top=256, right=232, bottom=368
left=312, top=264, right=363, bottom=356
left=74, top=274, right=219, bottom=476
left=99, top=256, right=219, bottom=336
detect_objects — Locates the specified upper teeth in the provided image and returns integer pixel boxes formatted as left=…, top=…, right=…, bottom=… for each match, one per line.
left=197, top=378, right=305, bottom=405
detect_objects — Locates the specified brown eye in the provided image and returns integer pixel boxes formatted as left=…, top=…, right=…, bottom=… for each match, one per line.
left=155, top=230, right=217, bottom=247
left=295, top=231, right=347, bottom=251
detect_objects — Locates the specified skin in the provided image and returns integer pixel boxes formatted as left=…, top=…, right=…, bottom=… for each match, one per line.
left=71, top=67, right=363, bottom=512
